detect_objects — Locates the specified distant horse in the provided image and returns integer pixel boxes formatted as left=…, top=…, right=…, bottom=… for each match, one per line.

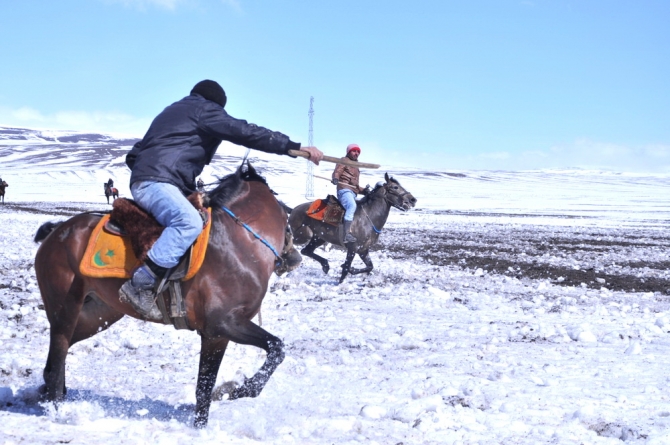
left=289, top=173, right=416, bottom=283
left=0, top=180, right=7, bottom=204
left=104, top=183, right=119, bottom=204
left=33, top=164, right=298, bottom=428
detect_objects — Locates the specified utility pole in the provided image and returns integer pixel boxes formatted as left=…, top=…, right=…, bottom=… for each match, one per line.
left=305, top=96, right=315, bottom=199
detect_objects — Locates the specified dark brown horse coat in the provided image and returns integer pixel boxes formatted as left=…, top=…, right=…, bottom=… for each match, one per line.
left=34, top=165, right=294, bottom=427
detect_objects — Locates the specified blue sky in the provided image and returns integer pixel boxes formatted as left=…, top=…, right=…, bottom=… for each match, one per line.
left=1, top=0, right=669, bottom=171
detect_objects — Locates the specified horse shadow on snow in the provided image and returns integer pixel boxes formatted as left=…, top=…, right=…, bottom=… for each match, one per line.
left=0, top=384, right=195, bottom=424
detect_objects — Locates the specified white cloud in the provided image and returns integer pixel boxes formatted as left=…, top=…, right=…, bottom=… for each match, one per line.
left=643, top=144, right=670, bottom=159
left=376, top=139, right=670, bottom=173
left=478, top=151, right=511, bottom=160
left=102, top=0, right=187, bottom=11
left=480, top=139, right=670, bottom=173
left=0, top=106, right=149, bottom=137
left=102, top=0, right=242, bottom=11
left=220, top=0, right=242, bottom=13
left=12, top=107, right=45, bottom=122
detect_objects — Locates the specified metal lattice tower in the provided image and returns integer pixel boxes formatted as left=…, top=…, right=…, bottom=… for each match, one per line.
left=305, top=96, right=315, bottom=199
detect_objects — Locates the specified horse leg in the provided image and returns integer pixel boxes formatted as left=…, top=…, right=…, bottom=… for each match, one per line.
left=300, top=236, right=330, bottom=274
left=349, top=249, right=374, bottom=275
left=222, top=319, right=284, bottom=400
left=339, top=245, right=357, bottom=283
left=194, top=337, right=229, bottom=428
left=41, top=277, right=86, bottom=401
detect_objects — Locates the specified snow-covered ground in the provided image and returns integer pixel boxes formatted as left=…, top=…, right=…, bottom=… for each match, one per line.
left=2, top=127, right=670, bottom=444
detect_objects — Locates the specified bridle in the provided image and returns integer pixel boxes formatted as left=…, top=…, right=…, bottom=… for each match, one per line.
left=360, top=180, right=412, bottom=234
left=383, top=181, right=413, bottom=211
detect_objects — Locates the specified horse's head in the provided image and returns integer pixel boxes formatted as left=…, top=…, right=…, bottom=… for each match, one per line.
left=379, top=173, right=417, bottom=211
left=274, top=226, right=302, bottom=276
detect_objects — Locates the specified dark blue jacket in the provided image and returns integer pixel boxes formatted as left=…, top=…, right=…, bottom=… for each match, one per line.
left=126, top=93, right=300, bottom=195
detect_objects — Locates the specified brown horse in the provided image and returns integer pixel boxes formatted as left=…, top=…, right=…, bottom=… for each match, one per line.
left=104, top=183, right=119, bottom=204
left=0, top=180, right=7, bottom=204
left=289, top=173, right=416, bottom=283
left=33, top=164, right=296, bottom=428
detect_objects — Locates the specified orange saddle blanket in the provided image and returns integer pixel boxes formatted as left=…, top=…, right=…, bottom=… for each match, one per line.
left=80, top=209, right=212, bottom=280
left=306, top=195, right=345, bottom=226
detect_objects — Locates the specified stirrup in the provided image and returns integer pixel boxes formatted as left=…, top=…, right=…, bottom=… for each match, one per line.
left=344, top=232, right=357, bottom=243
left=119, top=272, right=162, bottom=320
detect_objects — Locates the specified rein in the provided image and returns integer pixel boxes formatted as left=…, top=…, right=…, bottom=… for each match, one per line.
left=361, top=206, right=382, bottom=234
left=221, top=206, right=282, bottom=265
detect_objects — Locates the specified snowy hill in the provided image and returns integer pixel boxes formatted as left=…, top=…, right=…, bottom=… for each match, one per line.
left=2, top=125, right=670, bottom=224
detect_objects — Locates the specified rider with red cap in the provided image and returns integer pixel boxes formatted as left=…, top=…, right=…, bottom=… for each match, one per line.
left=332, top=143, right=364, bottom=243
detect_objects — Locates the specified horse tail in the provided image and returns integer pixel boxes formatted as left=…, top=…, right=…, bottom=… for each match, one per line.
left=34, top=221, right=63, bottom=243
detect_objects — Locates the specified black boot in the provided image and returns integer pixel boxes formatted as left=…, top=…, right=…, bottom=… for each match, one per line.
left=119, top=259, right=166, bottom=320
left=342, top=220, right=357, bottom=244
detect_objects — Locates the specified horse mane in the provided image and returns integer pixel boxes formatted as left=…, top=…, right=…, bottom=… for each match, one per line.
left=357, top=180, right=388, bottom=205
left=207, top=161, right=268, bottom=209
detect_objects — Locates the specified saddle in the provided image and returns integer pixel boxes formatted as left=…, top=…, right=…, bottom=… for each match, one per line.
left=80, top=196, right=212, bottom=330
left=80, top=196, right=210, bottom=278
left=306, top=195, right=345, bottom=226
left=79, top=194, right=211, bottom=281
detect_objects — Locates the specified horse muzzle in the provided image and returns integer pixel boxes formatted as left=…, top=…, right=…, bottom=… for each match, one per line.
left=400, top=195, right=417, bottom=211
left=274, top=247, right=302, bottom=276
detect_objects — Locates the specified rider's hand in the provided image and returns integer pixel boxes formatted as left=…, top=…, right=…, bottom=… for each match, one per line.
left=363, top=184, right=371, bottom=195
left=300, top=146, right=323, bottom=165
left=332, top=178, right=339, bottom=185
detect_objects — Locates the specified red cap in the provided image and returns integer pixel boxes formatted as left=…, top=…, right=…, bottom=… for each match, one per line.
left=346, top=143, right=361, bottom=154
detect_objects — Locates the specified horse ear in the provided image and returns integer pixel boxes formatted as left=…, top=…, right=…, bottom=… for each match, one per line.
left=384, top=172, right=390, bottom=183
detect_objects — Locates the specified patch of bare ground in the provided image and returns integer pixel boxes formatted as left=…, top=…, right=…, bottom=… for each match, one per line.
left=377, top=225, right=670, bottom=294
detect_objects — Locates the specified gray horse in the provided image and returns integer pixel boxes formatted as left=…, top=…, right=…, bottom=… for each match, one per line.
left=289, top=173, right=416, bottom=283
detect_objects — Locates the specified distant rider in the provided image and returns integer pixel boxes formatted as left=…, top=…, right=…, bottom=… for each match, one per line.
left=332, top=144, right=363, bottom=243
left=120, top=79, right=323, bottom=319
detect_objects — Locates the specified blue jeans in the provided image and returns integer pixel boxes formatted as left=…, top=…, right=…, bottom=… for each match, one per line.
left=337, top=189, right=357, bottom=221
left=130, top=181, right=203, bottom=268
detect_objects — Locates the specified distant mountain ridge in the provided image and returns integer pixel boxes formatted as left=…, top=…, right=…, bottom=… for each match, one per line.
left=3, top=126, right=670, bottom=219
left=0, top=125, right=307, bottom=174
left=0, top=125, right=140, bottom=145
left=0, top=126, right=140, bottom=172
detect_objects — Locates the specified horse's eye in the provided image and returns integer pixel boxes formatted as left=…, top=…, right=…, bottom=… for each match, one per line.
left=393, top=186, right=399, bottom=190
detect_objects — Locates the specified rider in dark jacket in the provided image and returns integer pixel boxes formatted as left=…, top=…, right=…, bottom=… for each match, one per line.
left=126, top=88, right=306, bottom=195
left=120, top=80, right=323, bottom=319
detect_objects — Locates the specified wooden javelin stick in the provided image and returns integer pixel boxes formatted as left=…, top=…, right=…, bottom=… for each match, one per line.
left=313, top=174, right=333, bottom=182
left=288, top=149, right=380, bottom=169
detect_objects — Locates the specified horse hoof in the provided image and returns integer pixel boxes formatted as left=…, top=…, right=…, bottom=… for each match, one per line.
left=211, top=381, right=238, bottom=401
left=193, top=415, right=208, bottom=429
left=36, top=384, right=67, bottom=402
left=322, top=265, right=330, bottom=274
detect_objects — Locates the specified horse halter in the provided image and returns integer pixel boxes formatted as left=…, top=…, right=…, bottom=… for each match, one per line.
left=382, top=180, right=414, bottom=211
